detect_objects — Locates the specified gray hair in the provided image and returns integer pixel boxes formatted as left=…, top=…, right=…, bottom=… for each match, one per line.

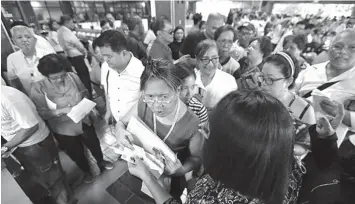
left=10, top=25, right=35, bottom=37
left=331, top=28, right=355, bottom=45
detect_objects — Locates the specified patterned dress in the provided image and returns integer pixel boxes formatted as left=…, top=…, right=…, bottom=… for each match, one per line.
left=164, top=161, right=303, bottom=204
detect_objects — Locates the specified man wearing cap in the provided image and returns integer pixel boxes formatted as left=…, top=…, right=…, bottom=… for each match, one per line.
left=180, top=13, right=225, bottom=58
left=229, top=22, right=256, bottom=61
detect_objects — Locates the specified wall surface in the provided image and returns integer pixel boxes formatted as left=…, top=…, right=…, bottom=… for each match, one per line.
left=155, top=0, right=171, bottom=21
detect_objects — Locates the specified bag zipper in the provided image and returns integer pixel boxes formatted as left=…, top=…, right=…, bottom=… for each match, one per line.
left=311, top=179, right=340, bottom=192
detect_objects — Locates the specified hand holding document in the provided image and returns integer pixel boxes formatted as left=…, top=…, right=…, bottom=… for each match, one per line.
left=67, top=98, right=96, bottom=123
left=110, top=145, right=165, bottom=176
left=311, top=89, right=331, bottom=119
left=126, top=116, right=177, bottom=162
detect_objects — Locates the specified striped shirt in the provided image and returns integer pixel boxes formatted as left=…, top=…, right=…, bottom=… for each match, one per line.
left=188, top=97, right=209, bottom=124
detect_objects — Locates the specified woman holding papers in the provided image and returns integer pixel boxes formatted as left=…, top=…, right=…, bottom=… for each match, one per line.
left=118, top=59, right=204, bottom=200
left=126, top=90, right=343, bottom=204
left=30, top=54, right=113, bottom=184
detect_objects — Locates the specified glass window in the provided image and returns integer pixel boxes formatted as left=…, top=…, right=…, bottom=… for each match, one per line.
left=48, top=7, right=63, bottom=21
left=45, top=1, right=60, bottom=8
left=1, top=1, right=24, bottom=24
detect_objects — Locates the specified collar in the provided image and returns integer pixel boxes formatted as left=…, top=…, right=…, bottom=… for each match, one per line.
left=154, top=39, right=171, bottom=52
left=220, top=57, right=231, bottom=66
left=109, top=52, right=136, bottom=76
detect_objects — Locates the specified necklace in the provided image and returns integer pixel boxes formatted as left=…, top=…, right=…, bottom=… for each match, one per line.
left=153, top=100, right=181, bottom=142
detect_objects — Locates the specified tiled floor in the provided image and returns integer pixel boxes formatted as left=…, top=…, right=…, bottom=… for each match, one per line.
left=59, top=120, right=130, bottom=204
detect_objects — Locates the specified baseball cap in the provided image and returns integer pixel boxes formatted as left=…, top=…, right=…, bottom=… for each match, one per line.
left=238, top=22, right=256, bottom=33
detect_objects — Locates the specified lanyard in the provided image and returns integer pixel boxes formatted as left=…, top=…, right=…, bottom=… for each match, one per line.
left=23, top=53, right=39, bottom=82
left=153, top=100, right=180, bottom=142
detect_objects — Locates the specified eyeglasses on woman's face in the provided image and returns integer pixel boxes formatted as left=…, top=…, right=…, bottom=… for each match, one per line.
left=199, top=56, right=219, bottom=66
left=258, top=75, right=286, bottom=86
left=142, top=93, right=176, bottom=105
left=48, top=72, right=67, bottom=81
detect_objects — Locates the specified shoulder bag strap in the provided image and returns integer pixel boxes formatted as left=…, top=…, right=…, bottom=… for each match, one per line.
left=302, top=80, right=340, bottom=98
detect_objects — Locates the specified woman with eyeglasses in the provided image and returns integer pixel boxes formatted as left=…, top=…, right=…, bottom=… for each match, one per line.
left=117, top=58, right=204, bottom=200
left=260, top=52, right=316, bottom=157
left=234, top=36, right=273, bottom=89
left=194, top=39, right=238, bottom=110
left=30, top=54, right=114, bottom=184
left=214, top=25, right=240, bottom=75
left=126, top=90, right=343, bottom=204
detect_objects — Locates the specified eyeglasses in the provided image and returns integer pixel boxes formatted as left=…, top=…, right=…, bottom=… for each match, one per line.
left=48, top=73, right=67, bottom=81
left=258, top=75, right=286, bottom=85
left=162, top=29, right=174, bottom=35
left=142, top=94, right=176, bottom=105
left=330, top=43, right=355, bottom=54
left=199, top=57, right=219, bottom=65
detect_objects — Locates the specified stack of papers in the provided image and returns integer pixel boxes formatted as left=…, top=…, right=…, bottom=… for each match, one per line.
left=110, top=145, right=165, bottom=176
left=126, top=116, right=177, bottom=162
left=67, top=98, right=96, bottom=123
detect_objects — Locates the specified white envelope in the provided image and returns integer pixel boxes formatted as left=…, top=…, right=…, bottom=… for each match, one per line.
left=311, top=89, right=331, bottom=119
left=126, top=116, right=177, bottom=162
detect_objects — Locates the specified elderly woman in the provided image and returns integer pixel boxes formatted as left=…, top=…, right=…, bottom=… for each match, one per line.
left=30, top=54, right=113, bottom=184
left=233, top=36, right=273, bottom=89
left=194, top=39, right=238, bottom=109
left=117, top=59, right=204, bottom=200
left=126, top=90, right=343, bottom=204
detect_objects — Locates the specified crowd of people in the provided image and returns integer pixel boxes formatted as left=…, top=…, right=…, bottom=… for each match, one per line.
left=1, top=9, right=355, bottom=204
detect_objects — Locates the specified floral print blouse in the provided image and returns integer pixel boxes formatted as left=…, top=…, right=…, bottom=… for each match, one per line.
left=164, top=161, right=303, bottom=204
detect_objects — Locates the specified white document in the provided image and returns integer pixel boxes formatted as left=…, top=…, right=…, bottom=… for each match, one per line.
left=67, top=98, right=96, bottom=123
left=126, top=116, right=177, bottom=162
left=311, top=89, right=331, bottom=119
left=45, top=93, right=57, bottom=110
left=109, top=145, right=165, bottom=175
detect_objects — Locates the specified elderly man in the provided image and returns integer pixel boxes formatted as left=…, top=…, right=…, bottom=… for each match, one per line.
left=295, top=28, right=355, bottom=147
left=180, top=12, right=225, bottom=58
left=10, top=21, right=55, bottom=53
left=7, top=25, right=55, bottom=95
left=147, top=18, right=174, bottom=62
left=295, top=29, right=355, bottom=204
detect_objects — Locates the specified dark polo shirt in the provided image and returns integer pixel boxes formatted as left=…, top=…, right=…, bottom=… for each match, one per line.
left=148, top=39, right=173, bottom=62
left=126, top=32, right=147, bottom=61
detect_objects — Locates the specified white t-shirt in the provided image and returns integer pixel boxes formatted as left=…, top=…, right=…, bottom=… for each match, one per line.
left=220, top=57, right=240, bottom=75
left=295, top=62, right=355, bottom=147
left=7, top=47, right=55, bottom=95
left=101, top=53, right=144, bottom=121
left=195, top=69, right=238, bottom=109
left=1, top=86, right=49, bottom=147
